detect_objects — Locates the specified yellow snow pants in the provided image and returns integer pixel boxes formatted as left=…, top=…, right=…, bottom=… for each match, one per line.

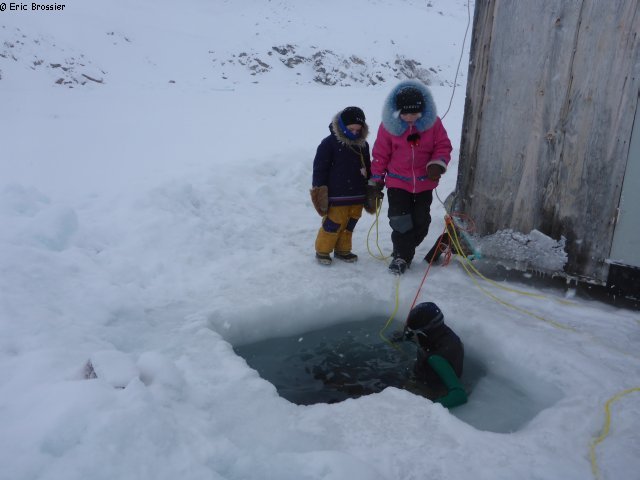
left=315, top=204, right=363, bottom=255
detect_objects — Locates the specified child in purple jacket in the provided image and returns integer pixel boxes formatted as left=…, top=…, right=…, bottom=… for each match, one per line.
left=311, top=106, right=373, bottom=265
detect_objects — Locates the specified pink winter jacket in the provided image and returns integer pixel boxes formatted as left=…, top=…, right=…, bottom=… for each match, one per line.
left=371, top=117, right=452, bottom=194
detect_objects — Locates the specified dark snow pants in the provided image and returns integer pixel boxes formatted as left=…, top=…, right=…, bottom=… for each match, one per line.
left=387, top=188, right=433, bottom=263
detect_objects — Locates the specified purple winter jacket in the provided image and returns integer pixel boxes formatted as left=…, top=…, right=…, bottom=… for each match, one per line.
left=312, top=114, right=371, bottom=206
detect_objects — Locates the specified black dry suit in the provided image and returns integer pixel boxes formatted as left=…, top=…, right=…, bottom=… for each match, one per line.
left=413, top=324, right=467, bottom=408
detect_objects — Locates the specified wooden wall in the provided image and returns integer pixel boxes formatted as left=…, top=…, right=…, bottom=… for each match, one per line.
left=455, top=0, right=640, bottom=282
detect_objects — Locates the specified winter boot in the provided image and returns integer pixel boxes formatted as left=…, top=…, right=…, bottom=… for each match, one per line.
left=316, top=252, right=332, bottom=265
left=388, top=257, right=409, bottom=275
left=424, top=233, right=450, bottom=263
left=334, top=251, right=358, bottom=263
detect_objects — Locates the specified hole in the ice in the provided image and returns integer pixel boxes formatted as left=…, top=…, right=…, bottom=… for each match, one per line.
left=233, top=316, right=563, bottom=433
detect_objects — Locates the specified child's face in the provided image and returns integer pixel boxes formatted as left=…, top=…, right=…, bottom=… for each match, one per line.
left=346, top=124, right=363, bottom=136
left=400, top=112, right=422, bottom=124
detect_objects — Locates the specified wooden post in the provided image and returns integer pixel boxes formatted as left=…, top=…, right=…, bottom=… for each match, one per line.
left=456, top=0, right=640, bottom=282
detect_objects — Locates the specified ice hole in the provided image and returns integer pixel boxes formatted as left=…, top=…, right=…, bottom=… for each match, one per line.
left=233, top=317, right=563, bottom=433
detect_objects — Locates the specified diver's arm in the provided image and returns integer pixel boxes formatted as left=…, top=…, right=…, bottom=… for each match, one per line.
left=427, top=354, right=468, bottom=408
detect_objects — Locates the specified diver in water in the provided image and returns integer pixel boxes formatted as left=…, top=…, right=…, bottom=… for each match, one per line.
left=393, top=302, right=468, bottom=408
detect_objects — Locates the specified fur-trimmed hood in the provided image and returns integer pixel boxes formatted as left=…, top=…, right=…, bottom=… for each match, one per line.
left=380, top=79, right=437, bottom=136
left=330, top=112, right=369, bottom=148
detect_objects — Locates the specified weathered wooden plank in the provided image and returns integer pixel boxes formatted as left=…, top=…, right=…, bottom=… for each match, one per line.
left=549, top=0, right=639, bottom=280
left=456, top=0, right=640, bottom=282
left=459, top=0, right=582, bottom=231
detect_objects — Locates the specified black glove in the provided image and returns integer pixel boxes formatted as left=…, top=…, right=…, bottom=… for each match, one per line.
left=389, top=328, right=408, bottom=343
left=427, top=164, right=445, bottom=181
left=364, top=183, right=384, bottom=214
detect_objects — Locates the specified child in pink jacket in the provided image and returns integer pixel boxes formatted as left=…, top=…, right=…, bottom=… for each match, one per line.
left=369, top=80, right=452, bottom=274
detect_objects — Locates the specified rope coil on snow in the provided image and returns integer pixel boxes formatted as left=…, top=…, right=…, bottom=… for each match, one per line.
left=589, top=387, right=640, bottom=480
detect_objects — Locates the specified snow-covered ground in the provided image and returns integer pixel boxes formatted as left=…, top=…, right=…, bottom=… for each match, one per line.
left=1, top=1, right=639, bottom=479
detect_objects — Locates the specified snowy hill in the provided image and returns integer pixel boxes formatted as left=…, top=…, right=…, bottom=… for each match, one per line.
left=1, top=1, right=639, bottom=480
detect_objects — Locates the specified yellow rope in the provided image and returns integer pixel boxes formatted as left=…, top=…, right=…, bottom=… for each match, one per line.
left=445, top=219, right=575, bottom=306
left=427, top=197, right=640, bottom=476
left=589, top=387, right=640, bottom=480
left=362, top=196, right=404, bottom=348
left=378, top=275, right=402, bottom=350
left=440, top=211, right=640, bottom=477
left=366, top=194, right=639, bottom=477
left=445, top=219, right=640, bottom=477
left=439, top=220, right=575, bottom=330
left=455, top=255, right=577, bottom=331
left=366, top=196, right=391, bottom=261
left=442, top=216, right=640, bottom=357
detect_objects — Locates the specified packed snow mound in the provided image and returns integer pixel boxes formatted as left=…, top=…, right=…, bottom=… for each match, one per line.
left=474, top=229, right=568, bottom=274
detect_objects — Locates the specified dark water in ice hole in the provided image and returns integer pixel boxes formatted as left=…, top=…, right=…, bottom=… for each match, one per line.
left=234, top=317, right=562, bottom=433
